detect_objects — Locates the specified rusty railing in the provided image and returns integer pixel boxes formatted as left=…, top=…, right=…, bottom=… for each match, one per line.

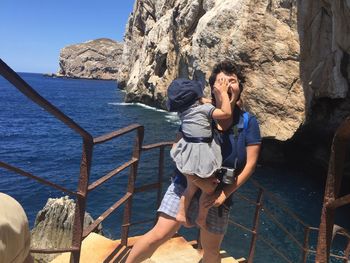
left=0, top=58, right=173, bottom=261
left=1, top=58, right=349, bottom=262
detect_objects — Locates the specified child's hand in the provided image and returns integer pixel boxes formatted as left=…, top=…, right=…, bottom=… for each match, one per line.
left=203, top=190, right=227, bottom=208
left=214, top=75, right=229, bottom=94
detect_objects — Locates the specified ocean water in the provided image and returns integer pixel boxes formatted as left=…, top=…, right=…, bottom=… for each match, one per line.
left=0, top=73, right=347, bottom=262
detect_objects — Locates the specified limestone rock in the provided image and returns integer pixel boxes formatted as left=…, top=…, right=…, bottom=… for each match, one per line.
left=118, top=0, right=303, bottom=141
left=57, top=38, right=123, bottom=80
left=31, top=196, right=102, bottom=263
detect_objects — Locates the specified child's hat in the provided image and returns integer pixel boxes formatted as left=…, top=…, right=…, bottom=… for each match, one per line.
left=166, top=78, right=204, bottom=112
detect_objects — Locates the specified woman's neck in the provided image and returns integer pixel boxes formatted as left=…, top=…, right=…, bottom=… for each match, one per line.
left=216, top=106, right=240, bottom=131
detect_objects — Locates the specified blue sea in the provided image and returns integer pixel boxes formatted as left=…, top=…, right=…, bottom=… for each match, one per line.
left=0, top=73, right=348, bottom=262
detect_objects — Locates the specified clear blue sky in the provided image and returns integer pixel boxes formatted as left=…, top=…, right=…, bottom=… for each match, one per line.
left=0, top=1, right=134, bottom=73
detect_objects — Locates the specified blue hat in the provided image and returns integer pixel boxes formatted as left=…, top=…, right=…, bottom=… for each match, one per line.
left=166, top=79, right=204, bottom=112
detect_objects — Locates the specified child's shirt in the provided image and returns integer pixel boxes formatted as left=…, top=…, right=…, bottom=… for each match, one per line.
left=178, top=103, right=215, bottom=138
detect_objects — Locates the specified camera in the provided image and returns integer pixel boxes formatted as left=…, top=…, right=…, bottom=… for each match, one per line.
left=218, top=167, right=236, bottom=184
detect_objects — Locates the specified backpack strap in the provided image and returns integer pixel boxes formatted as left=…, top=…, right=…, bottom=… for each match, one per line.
left=243, top=112, right=249, bottom=131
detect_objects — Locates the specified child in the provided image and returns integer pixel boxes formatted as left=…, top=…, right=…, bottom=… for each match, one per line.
left=167, top=78, right=232, bottom=228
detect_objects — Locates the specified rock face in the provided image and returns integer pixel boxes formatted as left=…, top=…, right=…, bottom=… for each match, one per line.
left=31, top=196, right=102, bottom=262
left=117, top=0, right=350, bottom=171
left=298, top=0, right=350, bottom=131
left=118, top=0, right=303, bottom=141
left=118, top=0, right=350, bottom=140
left=57, top=38, right=123, bottom=80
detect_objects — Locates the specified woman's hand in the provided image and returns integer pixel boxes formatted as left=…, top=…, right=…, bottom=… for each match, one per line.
left=203, top=190, right=227, bottom=208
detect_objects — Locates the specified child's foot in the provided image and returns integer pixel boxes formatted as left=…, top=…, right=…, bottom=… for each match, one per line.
left=176, top=213, right=194, bottom=227
left=176, top=213, right=187, bottom=225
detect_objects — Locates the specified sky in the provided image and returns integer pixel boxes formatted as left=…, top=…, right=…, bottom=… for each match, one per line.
left=0, top=1, right=135, bottom=73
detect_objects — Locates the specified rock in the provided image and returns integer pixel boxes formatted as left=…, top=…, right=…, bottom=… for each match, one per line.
left=57, top=38, right=123, bottom=80
left=117, top=0, right=303, bottom=141
left=31, top=196, right=102, bottom=263
left=117, top=0, right=350, bottom=175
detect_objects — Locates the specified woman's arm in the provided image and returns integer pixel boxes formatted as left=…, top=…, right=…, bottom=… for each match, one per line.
left=204, top=144, right=261, bottom=207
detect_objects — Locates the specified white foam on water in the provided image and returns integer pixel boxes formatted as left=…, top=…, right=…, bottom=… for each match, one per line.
left=164, top=112, right=180, bottom=124
left=108, top=102, right=167, bottom=112
left=108, top=102, right=180, bottom=124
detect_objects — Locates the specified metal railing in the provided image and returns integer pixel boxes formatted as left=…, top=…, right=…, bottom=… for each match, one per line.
left=226, top=178, right=350, bottom=263
left=0, top=58, right=173, bottom=261
left=1, top=58, right=349, bottom=262
left=316, top=116, right=350, bottom=263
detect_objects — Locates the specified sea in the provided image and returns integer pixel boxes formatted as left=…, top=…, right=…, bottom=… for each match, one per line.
left=0, top=73, right=348, bottom=262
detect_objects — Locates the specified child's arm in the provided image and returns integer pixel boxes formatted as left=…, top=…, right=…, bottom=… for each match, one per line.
left=211, top=78, right=232, bottom=120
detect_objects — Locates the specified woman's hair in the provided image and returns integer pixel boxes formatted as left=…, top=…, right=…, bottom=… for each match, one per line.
left=209, top=60, right=244, bottom=92
left=209, top=60, right=245, bottom=104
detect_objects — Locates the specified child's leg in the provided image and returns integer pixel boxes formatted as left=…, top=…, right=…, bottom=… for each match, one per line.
left=185, top=174, right=217, bottom=230
left=186, top=174, right=218, bottom=194
left=196, top=192, right=210, bottom=229
left=176, top=174, right=198, bottom=225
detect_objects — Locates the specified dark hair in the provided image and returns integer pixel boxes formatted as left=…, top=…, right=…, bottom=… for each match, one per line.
left=209, top=60, right=244, bottom=93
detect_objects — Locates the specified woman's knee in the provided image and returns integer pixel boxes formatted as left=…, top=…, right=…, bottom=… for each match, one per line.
left=149, top=213, right=180, bottom=243
left=200, top=229, right=224, bottom=258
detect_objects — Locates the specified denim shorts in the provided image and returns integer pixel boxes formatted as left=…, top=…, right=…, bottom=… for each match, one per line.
left=157, top=182, right=230, bottom=234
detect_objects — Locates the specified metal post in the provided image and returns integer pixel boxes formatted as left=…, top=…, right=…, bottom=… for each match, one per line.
left=71, top=139, right=93, bottom=262
left=316, top=118, right=350, bottom=263
left=121, top=127, right=144, bottom=246
left=247, top=188, right=264, bottom=263
left=302, top=227, right=310, bottom=263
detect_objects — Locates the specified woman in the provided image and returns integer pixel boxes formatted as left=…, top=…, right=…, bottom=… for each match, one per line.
left=126, top=61, right=261, bottom=263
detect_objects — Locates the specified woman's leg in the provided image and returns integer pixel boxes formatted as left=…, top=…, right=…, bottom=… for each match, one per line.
left=176, top=174, right=198, bottom=225
left=125, top=213, right=181, bottom=263
left=200, top=227, right=225, bottom=263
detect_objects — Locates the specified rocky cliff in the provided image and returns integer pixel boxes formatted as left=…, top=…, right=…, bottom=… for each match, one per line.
left=31, top=196, right=102, bottom=262
left=117, top=0, right=350, bottom=170
left=57, top=38, right=123, bottom=80
left=118, top=0, right=303, bottom=141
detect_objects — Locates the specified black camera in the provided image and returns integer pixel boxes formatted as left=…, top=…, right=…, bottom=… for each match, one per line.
left=217, top=167, right=236, bottom=184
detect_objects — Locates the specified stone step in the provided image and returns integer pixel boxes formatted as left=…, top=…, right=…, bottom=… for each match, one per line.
left=50, top=233, right=244, bottom=263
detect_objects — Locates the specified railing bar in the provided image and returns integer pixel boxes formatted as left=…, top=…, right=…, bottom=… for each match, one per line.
left=247, top=188, right=263, bottom=263
left=0, top=59, right=91, bottom=140
left=251, top=179, right=308, bottom=227
left=234, top=192, right=260, bottom=206
left=134, top=183, right=160, bottom=193
left=309, top=226, right=319, bottom=231
left=122, top=218, right=154, bottom=227
left=308, top=249, right=348, bottom=259
left=262, top=206, right=305, bottom=250
left=302, top=227, right=310, bottom=263
left=228, top=219, right=255, bottom=234
left=343, top=239, right=350, bottom=263
left=83, top=192, right=132, bottom=238
left=141, top=142, right=173, bottom=151
left=30, top=247, right=79, bottom=253
left=88, top=158, right=138, bottom=191
left=259, top=236, right=294, bottom=263
left=93, top=124, right=143, bottom=144
left=0, top=161, right=78, bottom=196
left=326, top=193, right=350, bottom=209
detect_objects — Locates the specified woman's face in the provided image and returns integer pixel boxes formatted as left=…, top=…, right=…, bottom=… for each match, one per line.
left=216, top=72, right=240, bottom=102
